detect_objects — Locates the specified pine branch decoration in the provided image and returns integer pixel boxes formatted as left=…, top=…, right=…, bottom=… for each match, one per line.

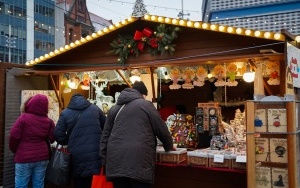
left=108, top=24, right=180, bottom=64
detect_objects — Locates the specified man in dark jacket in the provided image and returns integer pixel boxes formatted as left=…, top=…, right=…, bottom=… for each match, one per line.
left=100, top=81, right=173, bottom=188
left=54, top=93, right=106, bottom=188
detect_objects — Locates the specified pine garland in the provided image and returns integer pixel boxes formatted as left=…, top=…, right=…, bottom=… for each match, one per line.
left=107, top=24, right=180, bottom=64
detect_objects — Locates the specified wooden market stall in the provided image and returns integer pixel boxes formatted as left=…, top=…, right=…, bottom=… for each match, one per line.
left=2, top=14, right=300, bottom=187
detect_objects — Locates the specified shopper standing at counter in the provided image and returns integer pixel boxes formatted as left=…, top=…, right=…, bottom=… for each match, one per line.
left=100, top=81, right=173, bottom=188
left=54, top=93, right=106, bottom=188
left=9, top=94, right=55, bottom=188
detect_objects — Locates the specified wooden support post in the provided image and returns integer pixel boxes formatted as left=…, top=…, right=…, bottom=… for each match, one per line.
left=49, top=74, right=63, bottom=109
left=286, top=102, right=297, bottom=188
left=150, top=67, right=157, bottom=103
left=246, top=101, right=256, bottom=188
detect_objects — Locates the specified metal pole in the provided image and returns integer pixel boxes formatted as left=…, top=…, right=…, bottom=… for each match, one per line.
left=181, top=0, right=183, bottom=18
left=8, top=25, right=11, bottom=62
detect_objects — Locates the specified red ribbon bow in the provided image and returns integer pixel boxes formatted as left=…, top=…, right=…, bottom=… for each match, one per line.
left=134, top=28, right=153, bottom=51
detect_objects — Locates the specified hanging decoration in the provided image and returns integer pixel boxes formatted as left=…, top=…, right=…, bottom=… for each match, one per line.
left=266, top=61, right=280, bottom=85
left=108, top=34, right=139, bottom=64
left=134, top=27, right=154, bottom=51
left=182, top=67, right=195, bottom=89
left=169, top=68, right=182, bottom=89
left=131, top=0, right=148, bottom=17
left=81, top=73, right=91, bottom=90
left=108, top=24, right=180, bottom=64
left=213, top=64, right=226, bottom=87
left=194, top=66, right=207, bottom=87
left=226, top=63, right=238, bottom=86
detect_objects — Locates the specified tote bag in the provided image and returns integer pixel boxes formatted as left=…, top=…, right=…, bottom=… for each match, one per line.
left=91, top=167, right=113, bottom=188
left=46, top=145, right=71, bottom=185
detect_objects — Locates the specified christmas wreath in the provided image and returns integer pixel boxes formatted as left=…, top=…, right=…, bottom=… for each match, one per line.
left=107, top=24, right=180, bottom=64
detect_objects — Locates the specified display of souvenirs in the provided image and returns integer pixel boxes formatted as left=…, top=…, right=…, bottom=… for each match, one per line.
left=213, top=64, right=226, bottom=87
left=270, top=138, right=288, bottom=163
left=266, top=61, right=280, bottom=85
left=272, top=168, right=288, bottom=187
left=182, top=67, right=195, bottom=89
left=210, top=135, right=227, bottom=150
left=193, top=66, right=206, bottom=87
left=169, top=68, right=182, bottom=89
left=21, top=90, right=59, bottom=123
left=267, top=109, right=287, bottom=132
left=255, top=138, right=269, bottom=162
left=216, top=108, right=246, bottom=152
left=233, top=109, right=246, bottom=142
left=219, top=121, right=235, bottom=143
left=196, top=103, right=221, bottom=135
left=256, top=167, right=272, bottom=188
left=169, top=114, right=197, bottom=148
left=226, top=63, right=238, bottom=86
left=254, top=109, right=267, bottom=132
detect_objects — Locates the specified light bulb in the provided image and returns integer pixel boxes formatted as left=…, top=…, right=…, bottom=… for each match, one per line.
left=243, top=72, right=255, bottom=82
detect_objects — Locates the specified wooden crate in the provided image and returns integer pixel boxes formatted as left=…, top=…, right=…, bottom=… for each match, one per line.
left=231, top=155, right=247, bottom=170
left=208, top=153, right=231, bottom=169
left=158, top=148, right=187, bottom=164
left=187, top=150, right=208, bottom=167
left=231, top=160, right=246, bottom=170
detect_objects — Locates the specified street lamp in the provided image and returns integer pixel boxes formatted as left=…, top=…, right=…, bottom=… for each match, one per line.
left=6, top=35, right=16, bottom=62
left=5, top=25, right=16, bottom=63
left=177, top=0, right=190, bottom=19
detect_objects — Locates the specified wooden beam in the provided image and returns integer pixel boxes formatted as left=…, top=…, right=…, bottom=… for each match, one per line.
left=49, top=74, right=63, bottom=109
left=115, top=69, right=131, bottom=87
left=150, top=67, right=157, bottom=103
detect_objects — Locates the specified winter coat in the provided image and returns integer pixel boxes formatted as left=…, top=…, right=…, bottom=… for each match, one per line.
left=100, top=88, right=173, bottom=184
left=9, top=94, right=55, bottom=163
left=54, top=94, right=106, bottom=177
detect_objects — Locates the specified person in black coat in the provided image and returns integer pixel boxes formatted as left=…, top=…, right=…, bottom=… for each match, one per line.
left=54, top=93, right=106, bottom=188
left=100, top=81, right=173, bottom=188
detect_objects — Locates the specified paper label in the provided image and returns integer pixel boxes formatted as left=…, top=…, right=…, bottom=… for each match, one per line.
left=213, top=154, right=224, bottom=163
left=236, top=156, right=247, bottom=163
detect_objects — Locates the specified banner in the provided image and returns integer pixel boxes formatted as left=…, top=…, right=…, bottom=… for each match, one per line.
left=287, top=42, right=300, bottom=88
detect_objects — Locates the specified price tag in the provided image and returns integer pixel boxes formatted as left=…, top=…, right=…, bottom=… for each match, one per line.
left=236, top=156, right=247, bottom=163
left=213, top=154, right=224, bottom=163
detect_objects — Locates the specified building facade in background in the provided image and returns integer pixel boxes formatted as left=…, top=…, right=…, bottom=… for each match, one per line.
left=203, top=0, right=300, bottom=35
left=0, top=0, right=110, bottom=64
left=0, top=0, right=64, bottom=64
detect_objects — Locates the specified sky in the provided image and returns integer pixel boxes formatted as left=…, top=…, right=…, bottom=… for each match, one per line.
left=86, top=0, right=204, bottom=23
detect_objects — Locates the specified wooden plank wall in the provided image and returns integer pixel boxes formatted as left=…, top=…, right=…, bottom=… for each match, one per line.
left=2, top=67, right=48, bottom=187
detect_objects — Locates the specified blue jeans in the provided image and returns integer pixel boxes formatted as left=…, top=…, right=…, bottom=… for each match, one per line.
left=15, top=160, right=49, bottom=188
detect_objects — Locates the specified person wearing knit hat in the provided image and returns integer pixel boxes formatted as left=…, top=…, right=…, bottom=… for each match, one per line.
left=100, top=80, right=173, bottom=188
left=132, top=81, right=148, bottom=96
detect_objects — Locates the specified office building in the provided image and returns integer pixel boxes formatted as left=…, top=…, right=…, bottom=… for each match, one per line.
left=203, top=0, right=300, bottom=35
left=0, top=0, right=65, bottom=64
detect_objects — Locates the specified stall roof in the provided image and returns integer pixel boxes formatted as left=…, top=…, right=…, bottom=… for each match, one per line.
left=26, top=14, right=287, bottom=73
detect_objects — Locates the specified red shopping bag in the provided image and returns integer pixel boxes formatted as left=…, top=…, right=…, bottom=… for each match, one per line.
left=91, top=167, right=113, bottom=188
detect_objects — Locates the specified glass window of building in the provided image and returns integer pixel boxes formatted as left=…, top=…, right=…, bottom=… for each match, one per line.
left=8, top=5, right=13, bottom=15
left=35, top=3, right=38, bottom=13
left=0, top=2, right=4, bottom=14
left=78, top=0, right=84, bottom=12
left=0, top=24, right=4, bottom=35
left=4, top=25, right=9, bottom=36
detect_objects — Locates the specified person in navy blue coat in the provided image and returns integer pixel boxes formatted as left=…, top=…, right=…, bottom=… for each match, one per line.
left=54, top=93, right=106, bottom=188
